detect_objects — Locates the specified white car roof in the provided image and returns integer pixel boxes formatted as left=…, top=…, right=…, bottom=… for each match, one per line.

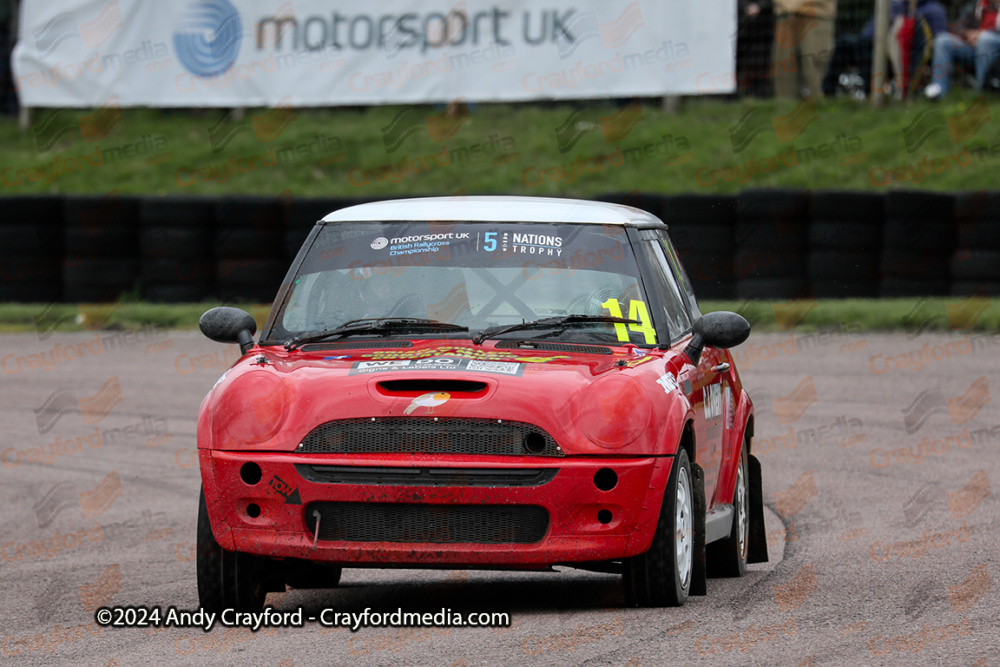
left=321, top=196, right=665, bottom=227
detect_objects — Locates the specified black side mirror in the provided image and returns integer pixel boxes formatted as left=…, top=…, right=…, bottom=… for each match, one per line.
left=684, top=311, right=750, bottom=365
left=199, top=307, right=257, bottom=355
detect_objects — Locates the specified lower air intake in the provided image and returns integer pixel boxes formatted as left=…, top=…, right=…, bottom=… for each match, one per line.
left=304, top=502, right=549, bottom=544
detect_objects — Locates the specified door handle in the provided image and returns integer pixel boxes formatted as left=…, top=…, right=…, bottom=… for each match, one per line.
left=712, top=362, right=730, bottom=373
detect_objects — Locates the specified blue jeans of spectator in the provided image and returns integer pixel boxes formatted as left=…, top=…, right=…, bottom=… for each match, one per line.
left=931, top=31, right=1000, bottom=94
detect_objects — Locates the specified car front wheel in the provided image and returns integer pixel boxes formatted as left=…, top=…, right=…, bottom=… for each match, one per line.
left=197, top=487, right=268, bottom=613
left=622, top=449, right=693, bottom=607
left=707, top=442, right=749, bottom=577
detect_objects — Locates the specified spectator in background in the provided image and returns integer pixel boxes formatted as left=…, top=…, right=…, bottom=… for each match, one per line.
left=772, top=0, right=838, bottom=98
left=737, top=0, right=774, bottom=97
left=823, top=0, right=947, bottom=98
left=925, top=0, right=1000, bottom=99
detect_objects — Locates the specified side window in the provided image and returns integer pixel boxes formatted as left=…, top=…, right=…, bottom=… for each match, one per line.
left=639, top=239, right=691, bottom=342
left=660, top=233, right=702, bottom=320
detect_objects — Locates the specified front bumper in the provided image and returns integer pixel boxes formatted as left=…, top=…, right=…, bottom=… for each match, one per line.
left=199, top=450, right=673, bottom=568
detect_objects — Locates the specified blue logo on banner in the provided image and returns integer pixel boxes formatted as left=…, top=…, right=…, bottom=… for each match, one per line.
left=173, top=0, right=242, bottom=78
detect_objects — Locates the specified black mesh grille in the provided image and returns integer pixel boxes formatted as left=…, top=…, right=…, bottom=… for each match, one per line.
left=298, top=418, right=563, bottom=456
left=495, top=341, right=613, bottom=355
left=304, top=502, right=549, bottom=543
left=294, top=464, right=558, bottom=487
left=301, top=341, right=413, bottom=351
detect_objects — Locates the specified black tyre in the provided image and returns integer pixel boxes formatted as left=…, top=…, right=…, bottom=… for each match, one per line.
left=64, top=258, right=140, bottom=285
left=622, top=449, right=693, bottom=607
left=0, top=224, right=63, bottom=254
left=808, top=221, right=882, bottom=250
left=883, top=218, right=955, bottom=254
left=688, top=280, right=736, bottom=301
left=736, top=189, right=811, bottom=221
left=216, top=258, right=286, bottom=289
left=64, top=226, right=138, bottom=256
left=810, top=280, right=879, bottom=299
left=139, top=197, right=215, bottom=227
left=808, top=191, right=884, bottom=222
left=4, top=196, right=62, bottom=221
left=0, top=284, right=62, bottom=302
left=807, top=251, right=879, bottom=281
left=196, top=489, right=226, bottom=614
left=955, top=191, right=1000, bottom=221
left=735, top=220, right=808, bottom=251
left=140, top=227, right=213, bottom=259
left=707, top=445, right=749, bottom=578
left=64, top=194, right=139, bottom=228
left=678, top=251, right=735, bottom=283
left=951, top=282, right=1000, bottom=298
left=197, top=487, right=268, bottom=613
left=951, top=250, right=1000, bottom=282
left=142, top=283, right=211, bottom=303
left=734, top=247, right=806, bottom=279
left=880, top=251, right=949, bottom=281
left=141, top=258, right=213, bottom=284
left=670, top=224, right=735, bottom=255
left=661, top=195, right=737, bottom=226
left=885, top=190, right=954, bottom=220
left=956, top=218, right=1000, bottom=250
left=736, top=277, right=809, bottom=300
left=879, top=277, right=950, bottom=297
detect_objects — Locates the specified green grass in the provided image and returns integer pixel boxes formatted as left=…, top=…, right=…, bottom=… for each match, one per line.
left=2, top=91, right=998, bottom=197
left=3, top=299, right=997, bottom=334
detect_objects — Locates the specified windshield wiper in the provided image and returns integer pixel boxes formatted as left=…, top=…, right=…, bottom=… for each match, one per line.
left=472, top=315, right=640, bottom=345
left=285, top=318, right=469, bottom=350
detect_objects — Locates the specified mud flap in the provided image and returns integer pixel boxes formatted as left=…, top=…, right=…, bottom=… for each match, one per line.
left=747, top=454, right=769, bottom=564
left=690, top=462, right=707, bottom=595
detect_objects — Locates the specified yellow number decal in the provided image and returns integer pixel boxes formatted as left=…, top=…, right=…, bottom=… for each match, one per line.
left=601, top=299, right=657, bottom=345
left=627, top=300, right=657, bottom=344
left=600, top=298, right=629, bottom=340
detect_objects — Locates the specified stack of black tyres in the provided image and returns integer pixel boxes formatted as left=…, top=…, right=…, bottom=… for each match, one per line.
left=63, top=193, right=140, bottom=302
left=660, top=194, right=736, bottom=300
left=951, top=191, right=1000, bottom=297
left=734, top=189, right=810, bottom=299
left=214, top=197, right=290, bottom=302
left=594, top=192, right=738, bottom=299
left=284, top=198, right=375, bottom=262
left=807, top=191, right=884, bottom=298
left=139, top=197, right=215, bottom=302
left=0, top=197, right=63, bottom=302
left=880, top=191, right=954, bottom=297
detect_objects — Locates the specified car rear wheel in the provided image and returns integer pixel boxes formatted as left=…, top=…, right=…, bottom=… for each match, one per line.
left=707, top=442, right=749, bottom=577
left=622, top=449, right=693, bottom=607
left=197, top=488, right=268, bottom=613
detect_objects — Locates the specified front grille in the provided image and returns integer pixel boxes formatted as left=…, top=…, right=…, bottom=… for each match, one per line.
left=304, top=502, right=549, bottom=544
left=298, top=417, right=563, bottom=456
left=294, top=464, right=558, bottom=487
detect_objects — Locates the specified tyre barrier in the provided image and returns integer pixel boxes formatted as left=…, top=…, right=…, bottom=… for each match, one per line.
left=0, top=196, right=63, bottom=302
left=0, top=191, right=996, bottom=303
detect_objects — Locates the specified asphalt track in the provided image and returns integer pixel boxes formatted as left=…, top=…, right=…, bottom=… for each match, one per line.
left=1, top=328, right=997, bottom=666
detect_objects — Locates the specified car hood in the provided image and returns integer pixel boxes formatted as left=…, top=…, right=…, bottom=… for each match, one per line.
left=200, top=339, right=691, bottom=456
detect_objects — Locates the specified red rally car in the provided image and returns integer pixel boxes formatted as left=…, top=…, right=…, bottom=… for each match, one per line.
left=195, top=196, right=767, bottom=612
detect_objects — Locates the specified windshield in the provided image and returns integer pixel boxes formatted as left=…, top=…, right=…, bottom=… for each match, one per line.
left=268, top=221, right=661, bottom=346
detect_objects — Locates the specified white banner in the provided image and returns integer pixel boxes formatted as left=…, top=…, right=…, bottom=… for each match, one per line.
left=13, top=0, right=736, bottom=107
